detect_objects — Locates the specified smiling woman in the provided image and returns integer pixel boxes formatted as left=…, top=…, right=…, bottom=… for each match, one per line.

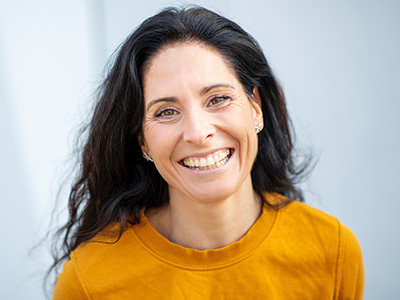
left=141, top=43, right=262, bottom=208
left=51, top=6, right=364, bottom=299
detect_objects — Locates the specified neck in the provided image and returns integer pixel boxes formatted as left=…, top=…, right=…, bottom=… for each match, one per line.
left=147, top=176, right=262, bottom=250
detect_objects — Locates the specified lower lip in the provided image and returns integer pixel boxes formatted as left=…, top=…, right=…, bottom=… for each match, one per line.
left=180, top=149, right=234, bottom=175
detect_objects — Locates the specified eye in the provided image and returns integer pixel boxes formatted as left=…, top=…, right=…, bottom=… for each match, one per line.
left=155, top=107, right=179, bottom=118
left=208, top=95, right=230, bottom=107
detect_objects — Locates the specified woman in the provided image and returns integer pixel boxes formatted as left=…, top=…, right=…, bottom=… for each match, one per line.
left=51, top=6, right=364, bottom=299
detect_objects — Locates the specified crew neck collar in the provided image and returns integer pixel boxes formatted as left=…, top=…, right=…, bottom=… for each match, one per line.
left=130, top=195, right=282, bottom=270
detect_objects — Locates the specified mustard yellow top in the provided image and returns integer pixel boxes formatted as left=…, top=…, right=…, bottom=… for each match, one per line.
left=53, top=199, right=364, bottom=299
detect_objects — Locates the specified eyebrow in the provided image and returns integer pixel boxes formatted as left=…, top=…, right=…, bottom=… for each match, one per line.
left=200, top=83, right=235, bottom=95
left=146, top=97, right=177, bottom=112
left=146, top=83, right=235, bottom=111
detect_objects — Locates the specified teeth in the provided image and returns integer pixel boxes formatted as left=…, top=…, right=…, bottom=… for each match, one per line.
left=200, top=158, right=207, bottom=167
left=182, top=149, right=231, bottom=170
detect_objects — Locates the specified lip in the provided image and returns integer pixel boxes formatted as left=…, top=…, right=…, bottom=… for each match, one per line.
left=178, top=148, right=234, bottom=174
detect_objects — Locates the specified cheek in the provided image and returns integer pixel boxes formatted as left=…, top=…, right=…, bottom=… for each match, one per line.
left=223, top=105, right=258, bottom=156
left=222, top=104, right=256, bottom=136
left=145, top=125, right=178, bottom=157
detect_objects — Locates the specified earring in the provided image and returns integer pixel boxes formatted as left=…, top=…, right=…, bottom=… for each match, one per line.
left=143, top=153, right=153, bottom=162
left=255, top=122, right=263, bottom=134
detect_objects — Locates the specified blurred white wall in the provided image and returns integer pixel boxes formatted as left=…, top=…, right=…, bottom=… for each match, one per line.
left=0, top=0, right=399, bottom=299
left=0, top=0, right=95, bottom=298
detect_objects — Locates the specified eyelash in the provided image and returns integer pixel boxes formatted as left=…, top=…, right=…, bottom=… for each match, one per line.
left=154, top=107, right=178, bottom=118
left=208, top=95, right=230, bottom=107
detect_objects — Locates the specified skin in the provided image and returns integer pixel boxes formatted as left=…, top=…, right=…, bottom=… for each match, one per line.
left=140, top=42, right=264, bottom=250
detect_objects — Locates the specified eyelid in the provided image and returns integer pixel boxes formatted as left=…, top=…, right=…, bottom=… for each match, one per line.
left=207, top=94, right=231, bottom=107
left=154, top=106, right=180, bottom=118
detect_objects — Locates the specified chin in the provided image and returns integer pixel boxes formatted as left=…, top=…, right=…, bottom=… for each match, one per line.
left=180, top=181, right=242, bottom=204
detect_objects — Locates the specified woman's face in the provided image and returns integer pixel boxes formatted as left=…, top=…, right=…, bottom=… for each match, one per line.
left=140, top=42, right=263, bottom=203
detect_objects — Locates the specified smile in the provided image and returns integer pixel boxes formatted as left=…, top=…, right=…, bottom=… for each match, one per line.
left=181, top=149, right=232, bottom=170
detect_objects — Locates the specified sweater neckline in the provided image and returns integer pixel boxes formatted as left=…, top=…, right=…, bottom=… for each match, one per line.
left=130, top=195, right=281, bottom=270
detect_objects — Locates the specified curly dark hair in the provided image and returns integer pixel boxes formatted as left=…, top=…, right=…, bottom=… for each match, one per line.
left=49, top=5, right=309, bottom=287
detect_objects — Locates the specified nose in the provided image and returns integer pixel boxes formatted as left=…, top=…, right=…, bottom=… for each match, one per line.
left=182, top=110, right=215, bottom=144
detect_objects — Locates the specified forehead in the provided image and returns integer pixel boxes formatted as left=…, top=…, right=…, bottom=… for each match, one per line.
left=142, top=42, right=239, bottom=99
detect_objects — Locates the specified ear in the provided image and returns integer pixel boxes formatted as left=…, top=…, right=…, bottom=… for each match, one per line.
left=251, top=86, right=263, bottom=127
left=137, top=132, right=149, bottom=155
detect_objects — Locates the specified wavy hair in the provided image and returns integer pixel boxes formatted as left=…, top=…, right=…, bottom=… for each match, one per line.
left=49, top=5, right=309, bottom=284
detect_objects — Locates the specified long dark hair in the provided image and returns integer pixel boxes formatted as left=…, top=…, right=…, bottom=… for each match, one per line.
left=49, top=5, right=309, bottom=284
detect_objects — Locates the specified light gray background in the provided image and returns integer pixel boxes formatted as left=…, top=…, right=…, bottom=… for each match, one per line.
left=1, top=0, right=399, bottom=299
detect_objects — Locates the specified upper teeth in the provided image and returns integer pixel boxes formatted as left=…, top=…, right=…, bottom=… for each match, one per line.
left=183, top=149, right=231, bottom=169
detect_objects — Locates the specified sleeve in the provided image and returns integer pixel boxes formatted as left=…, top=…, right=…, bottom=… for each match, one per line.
left=52, top=258, right=88, bottom=300
left=335, top=223, right=364, bottom=300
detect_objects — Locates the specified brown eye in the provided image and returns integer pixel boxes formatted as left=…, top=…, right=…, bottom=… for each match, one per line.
left=208, top=95, right=230, bottom=106
left=162, top=109, right=176, bottom=116
left=155, top=108, right=179, bottom=118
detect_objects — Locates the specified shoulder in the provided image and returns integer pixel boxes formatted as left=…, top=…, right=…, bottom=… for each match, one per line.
left=277, top=200, right=341, bottom=236
left=53, top=223, right=144, bottom=299
left=280, top=201, right=362, bottom=249
left=267, top=193, right=340, bottom=230
left=272, top=200, right=364, bottom=299
left=71, top=224, right=139, bottom=264
left=277, top=200, right=362, bottom=254
left=335, top=219, right=364, bottom=299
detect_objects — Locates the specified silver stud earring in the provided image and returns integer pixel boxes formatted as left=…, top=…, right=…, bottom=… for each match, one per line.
left=255, top=122, right=263, bottom=134
left=143, top=153, right=153, bottom=162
